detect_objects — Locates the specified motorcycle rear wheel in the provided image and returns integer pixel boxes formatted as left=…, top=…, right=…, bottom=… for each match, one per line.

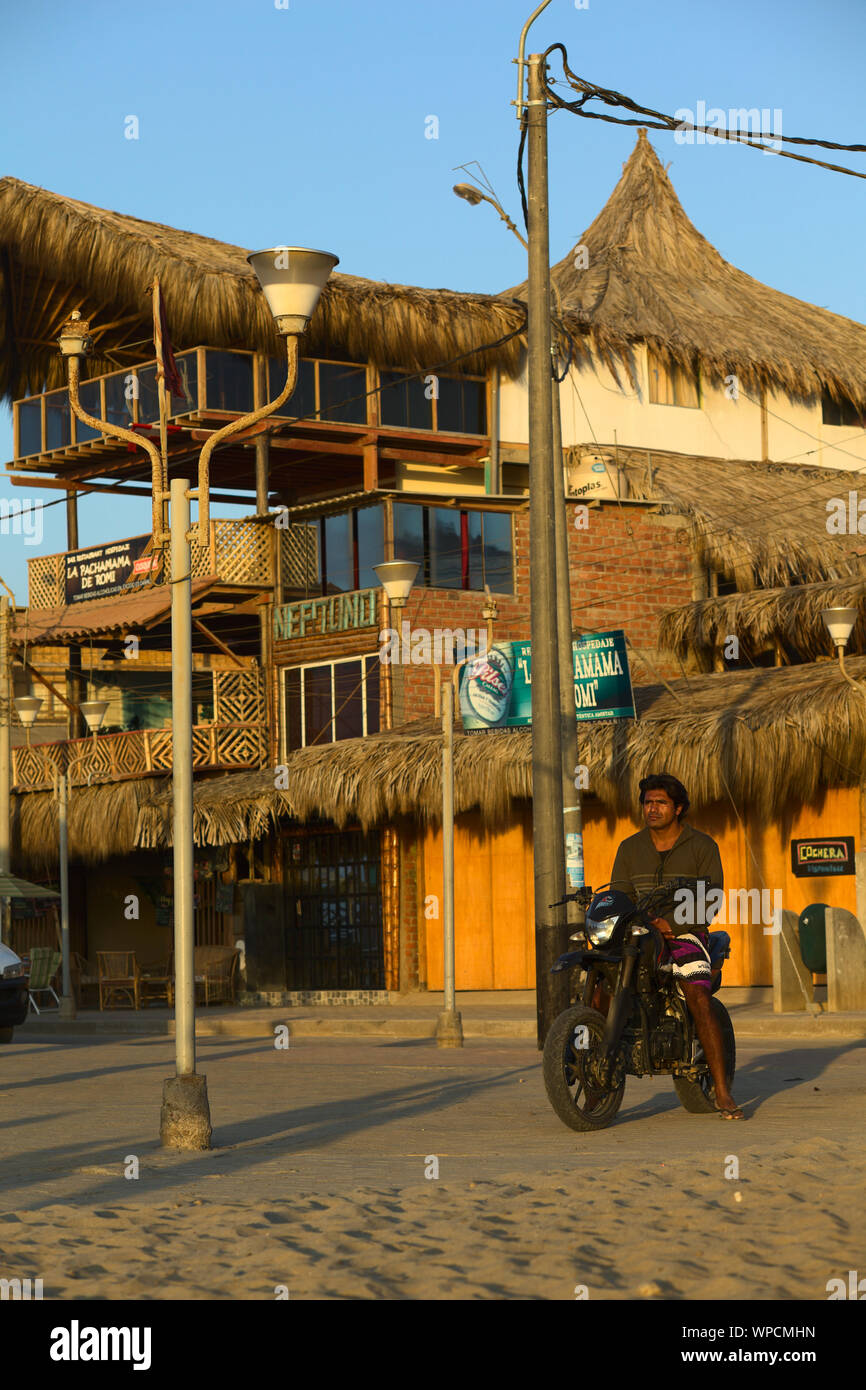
left=543, top=1005, right=625, bottom=1132
left=673, top=997, right=736, bottom=1113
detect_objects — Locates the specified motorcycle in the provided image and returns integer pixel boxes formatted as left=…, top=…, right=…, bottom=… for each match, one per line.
left=542, top=877, right=735, bottom=1132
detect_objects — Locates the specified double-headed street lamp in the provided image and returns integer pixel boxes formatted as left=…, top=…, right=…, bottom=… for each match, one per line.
left=56, top=244, right=338, bottom=1147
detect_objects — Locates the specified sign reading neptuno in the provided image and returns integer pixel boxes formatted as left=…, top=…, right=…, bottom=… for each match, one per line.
left=273, top=588, right=378, bottom=640
left=790, top=836, right=855, bottom=877
left=459, top=629, right=636, bottom=731
left=64, top=535, right=161, bottom=604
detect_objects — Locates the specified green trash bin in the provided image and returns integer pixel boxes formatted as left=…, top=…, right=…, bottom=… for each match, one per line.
left=798, top=904, right=828, bottom=975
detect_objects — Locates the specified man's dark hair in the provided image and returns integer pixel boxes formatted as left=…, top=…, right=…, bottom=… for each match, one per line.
left=638, top=773, right=690, bottom=819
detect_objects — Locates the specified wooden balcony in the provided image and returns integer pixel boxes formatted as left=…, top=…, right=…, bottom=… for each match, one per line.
left=27, top=517, right=274, bottom=610
left=12, top=722, right=268, bottom=792
left=11, top=668, right=269, bottom=792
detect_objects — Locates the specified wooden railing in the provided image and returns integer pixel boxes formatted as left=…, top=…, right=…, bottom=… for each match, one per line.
left=27, top=518, right=273, bottom=609
left=12, top=721, right=268, bottom=792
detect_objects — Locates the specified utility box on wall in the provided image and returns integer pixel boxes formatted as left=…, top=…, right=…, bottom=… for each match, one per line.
left=239, top=881, right=286, bottom=992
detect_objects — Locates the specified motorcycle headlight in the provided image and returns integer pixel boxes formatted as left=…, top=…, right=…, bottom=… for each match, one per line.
left=585, top=914, right=617, bottom=946
left=2, top=963, right=26, bottom=979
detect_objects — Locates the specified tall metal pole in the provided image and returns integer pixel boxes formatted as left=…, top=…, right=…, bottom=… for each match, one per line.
left=0, top=597, right=10, bottom=879
left=66, top=494, right=86, bottom=741
left=56, top=768, right=75, bottom=1018
left=159, top=476, right=212, bottom=1148
left=436, top=674, right=463, bottom=1046
left=527, top=52, right=568, bottom=1046
left=551, top=352, right=584, bottom=928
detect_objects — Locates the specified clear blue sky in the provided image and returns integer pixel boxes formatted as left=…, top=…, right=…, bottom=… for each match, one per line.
left=1, top=0, right=864, bottom=601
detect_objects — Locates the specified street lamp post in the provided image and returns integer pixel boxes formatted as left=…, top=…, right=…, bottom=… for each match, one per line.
left=375, top=562, right=463, bottom=1044
left=57, top=245, right=338, bottom=1148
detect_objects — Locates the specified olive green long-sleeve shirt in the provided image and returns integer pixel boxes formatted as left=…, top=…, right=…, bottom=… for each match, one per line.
left=609, top=823, right=724, bottom=937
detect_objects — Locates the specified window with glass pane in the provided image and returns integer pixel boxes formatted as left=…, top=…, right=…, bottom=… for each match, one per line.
left=380, top=371, right=432, bottom=429
left=466, top=511, right=485, bottom=590
left=437, top=376, right=487, bottom=434
left=76, top=379, right=103, bottom=443
left=204, top=351, right=254, bottom=413
left=304, top=665, right=333, bottom=745
left=356, top=506, right=384, bottom=590
left=44, top=390, right=71, bottom=450
left=393, top=503, right=427, bottom=582
left=319, top=362, right=367, bottom=425
left=430, top=507, right=463, bottom=588
left=271, top=356, right=316, bottom=419
left=284, top=667, right=302, bottom=751
left=364, top=656, right=381, bottom=735
left=17, top=400, right=42, bottom=457
left=323, top=512, right=353, bottom=594
left=170, top=350, right=198, bottom=416
left=333, top=660, right=364, bottom=741
left=105, top=371, right=134, bottom=429
left=136, top=364, right=160, bottom=424
left=481, top=512, right=513, bottom=593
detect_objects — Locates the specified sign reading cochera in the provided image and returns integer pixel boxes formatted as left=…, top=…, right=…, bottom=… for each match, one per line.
left=790, top=836, right=855, bottom=877
left=459, top=629, right=636, bottom=731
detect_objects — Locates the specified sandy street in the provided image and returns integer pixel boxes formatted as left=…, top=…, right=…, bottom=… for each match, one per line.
left=0, top=1034, right=863, bottom=1300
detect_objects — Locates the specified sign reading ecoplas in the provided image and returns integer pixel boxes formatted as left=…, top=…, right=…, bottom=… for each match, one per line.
left=459, top=629, right=636, bottom=731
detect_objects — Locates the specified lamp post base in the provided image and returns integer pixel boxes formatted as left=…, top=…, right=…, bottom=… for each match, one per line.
left=58, top=994, right=76, bottom=1021
left=160, top=1073, right=212, bottom=1150
left=435, top=1010, right=464, bottom=1049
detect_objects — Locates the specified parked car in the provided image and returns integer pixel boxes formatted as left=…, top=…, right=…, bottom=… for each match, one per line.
left=0, top=944, right=29, bottom=1042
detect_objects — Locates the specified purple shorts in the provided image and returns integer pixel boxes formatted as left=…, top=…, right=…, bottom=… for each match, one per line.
left=666, top=928, right=712, bottom=991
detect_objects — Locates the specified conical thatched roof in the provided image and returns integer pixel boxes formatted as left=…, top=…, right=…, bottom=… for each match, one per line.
left=614, top=444, right=866, bottom=587
left=660, top=575, right=866, bottom=669
left=508, top=129, right=866, bottom=407
left=0, top=177, right=525, bottom=402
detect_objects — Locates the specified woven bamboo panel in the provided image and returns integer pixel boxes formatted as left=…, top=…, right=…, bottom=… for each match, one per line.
left=214, top=519, right=271, bottom=585
left=213, top=669, right=265, bottom=725
left=280, top=524, right=319, bottom=590
left=11, top=742, right=64, bottom=791
left=161, top=539, right=210, bottom=583
left=27, top=554, right=63, bottom=609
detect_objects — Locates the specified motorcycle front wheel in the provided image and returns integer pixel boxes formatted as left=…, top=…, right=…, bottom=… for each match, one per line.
left=542, top=1005, right=625, bottom=1132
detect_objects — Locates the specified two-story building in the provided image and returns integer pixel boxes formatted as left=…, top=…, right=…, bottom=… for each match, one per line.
left=4, top=129, right=866, bottom=994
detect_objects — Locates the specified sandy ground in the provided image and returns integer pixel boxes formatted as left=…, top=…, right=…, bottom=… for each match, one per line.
left=1, top=1036, right=863, bottom=1300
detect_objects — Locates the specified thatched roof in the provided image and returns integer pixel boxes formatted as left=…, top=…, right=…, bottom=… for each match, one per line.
left=0, top=177, right=525, bottom=403
left=11, top=777, right=164, bottom=872
left=129, top=654, right=866, bottom=843
left=615, top=445, right=866, bottom=587
left=659, top=575, right=866, bottom=669
left=508, top=129, right=866, bottom=408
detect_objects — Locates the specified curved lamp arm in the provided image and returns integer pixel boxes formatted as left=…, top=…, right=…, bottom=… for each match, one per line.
left=516, top=0, right=554, bottom=120
left=65, top=353, right=167, bottom=547
left=197, top=334, right=300, bottom=547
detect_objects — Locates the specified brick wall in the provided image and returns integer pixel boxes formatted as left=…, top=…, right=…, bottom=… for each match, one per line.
left=271, top=500, right=694, bottom=732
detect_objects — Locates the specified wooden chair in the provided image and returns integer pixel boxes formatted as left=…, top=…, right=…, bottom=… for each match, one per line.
left=193, top=946, right=239, bottom=1006
left=139, top=958, right=174, bottom=1007
left=71, top=953, right=99, bottom=1009
left=97, top=951, right=140, bottom=1010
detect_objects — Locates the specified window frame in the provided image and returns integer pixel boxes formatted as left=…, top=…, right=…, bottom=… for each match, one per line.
left=281, top=652, right=380, bottom=758
left=392, top=501, right=514, bottom=595
left=647, top=346, right=701, bottom=409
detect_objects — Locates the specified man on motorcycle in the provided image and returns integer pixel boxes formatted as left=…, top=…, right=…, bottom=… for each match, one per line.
left=610, top=773, right=746, bottom=1120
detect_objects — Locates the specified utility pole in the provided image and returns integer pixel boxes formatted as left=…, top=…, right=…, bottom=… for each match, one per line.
left=66, top=494, right=86, bottom=741
left=527, top=51, right=568, bottom=1045
left=437, top=674, right=464, bottom=1046
left=159, top=476, right=212, bottom=1149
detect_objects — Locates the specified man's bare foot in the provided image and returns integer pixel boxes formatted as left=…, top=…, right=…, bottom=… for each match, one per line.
left=714, top=1097, right=746, bottom=1120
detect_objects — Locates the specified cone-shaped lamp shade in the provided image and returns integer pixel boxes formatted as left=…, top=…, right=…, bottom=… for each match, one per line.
left=13, top=695, right=43, bottom=729
left=821, top=606, right=858, bottom=648
left=80, top=699, right=109, bottom=733
left=247, top=248, right=339, bottom=335
left=373, top=561, right=419, bottom=609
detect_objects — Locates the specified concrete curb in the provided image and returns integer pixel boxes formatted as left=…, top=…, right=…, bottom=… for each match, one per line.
left=15, top=1012, right=866, bottom=1042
